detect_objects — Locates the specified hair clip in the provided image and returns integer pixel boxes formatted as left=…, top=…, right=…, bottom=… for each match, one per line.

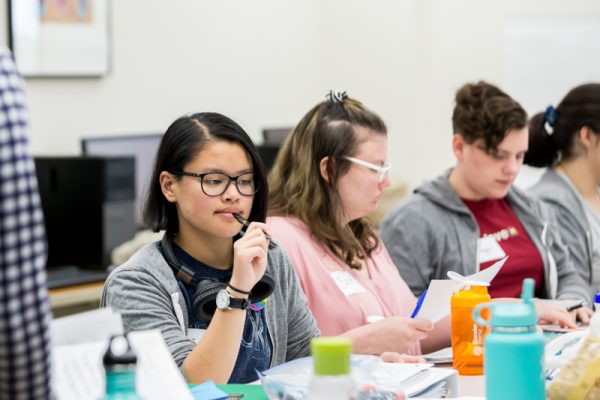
left=326, top=89, right=348, bottom=104
left=544, top=105, right=558, bottom=135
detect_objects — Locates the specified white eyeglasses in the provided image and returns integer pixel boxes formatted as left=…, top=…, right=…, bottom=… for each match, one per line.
left=344, top=156, right=392, bottom=182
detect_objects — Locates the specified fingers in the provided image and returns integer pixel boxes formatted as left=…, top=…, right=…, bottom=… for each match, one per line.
left=403, top=319, right=430, bottom=342
left=244, top=222, right=272, bottom=242
left=573, top=307, right=593, bottom=325
left=536, top=303, right=576, bottom=329
left=379, top=352, right=404, bottom=363
left=231, top=222, right=269, bottom=288
left=400, top=355, right=427, bottom=364
left=410, top=318, right=434, bottom=332
left=379, top=352, right=426, bottom=363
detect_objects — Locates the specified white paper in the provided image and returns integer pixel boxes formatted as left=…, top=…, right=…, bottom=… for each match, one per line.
left=423, top=346, right=453, bottom=364
left=415, top=258, right=507, bottom=322
left=51, top=307, right=124, bottom=346
left=53, top=330, right=193, bottom=400
left=51, top=309, right=192, bottom=400
left=476, top=236, right=506, bottom=265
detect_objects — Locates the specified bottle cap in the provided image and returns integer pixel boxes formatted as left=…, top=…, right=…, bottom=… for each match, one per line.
left=489, top=279, right=538, bottom=328
left=594, top=293, right=600, bottom=305
left=447, top=271, right=490, bottom=291
left=103, top=335, right=137, bottom=367
left=311, top=337, right=352, bottom=376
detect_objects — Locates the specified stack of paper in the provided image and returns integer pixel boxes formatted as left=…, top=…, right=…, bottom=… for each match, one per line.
left=51, top=308, right=193, bottom=400
left=259, top=355, right=458, bottom=399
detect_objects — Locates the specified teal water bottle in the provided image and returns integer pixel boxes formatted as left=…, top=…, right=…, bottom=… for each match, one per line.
left=102, top=335, right=143, bottom=400
left=473, top=279, right=545, bottom=400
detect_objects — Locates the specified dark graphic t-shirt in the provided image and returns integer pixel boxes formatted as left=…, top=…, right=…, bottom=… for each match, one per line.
left=171, top=243, right=272, bottom=383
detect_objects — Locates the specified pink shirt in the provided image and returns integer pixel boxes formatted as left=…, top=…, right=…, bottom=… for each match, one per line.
left=267, top=216, right=420, bottom=354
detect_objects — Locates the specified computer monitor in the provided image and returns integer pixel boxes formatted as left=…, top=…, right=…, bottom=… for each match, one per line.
left=262, top=127, right=292, bottom=145
left=81, top=134, right=163, bottom=228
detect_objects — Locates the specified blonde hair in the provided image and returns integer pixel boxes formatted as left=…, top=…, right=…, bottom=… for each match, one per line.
left=268, top=96, right=386, bottom=269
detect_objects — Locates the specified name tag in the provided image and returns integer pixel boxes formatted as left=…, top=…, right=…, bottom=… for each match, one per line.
left=330, top=271, right=367, bottom=297
left=187, top=328, right=206, bottom=344
left=477, top=236, right=506, bottom=264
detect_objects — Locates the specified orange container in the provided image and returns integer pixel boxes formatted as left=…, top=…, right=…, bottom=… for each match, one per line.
left=450, top=285, right=491, bottom=375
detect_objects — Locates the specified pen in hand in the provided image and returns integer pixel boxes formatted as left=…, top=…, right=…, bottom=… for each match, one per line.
left=232, top=212, right=277, bottom=250
left=566, top=301, right=584, bottom=313
left=410, top=290, right=428, bottom=318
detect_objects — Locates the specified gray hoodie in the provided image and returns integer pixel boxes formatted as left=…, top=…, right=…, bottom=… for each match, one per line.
left=529, top=169, right=595, bottom=290
left=101, top=241, right=319, bottom=380
left=379, top=169, right=592, bottom=304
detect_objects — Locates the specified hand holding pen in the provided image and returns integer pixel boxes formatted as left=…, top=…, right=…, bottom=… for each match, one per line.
left=233, top=213, right=277, bottom=250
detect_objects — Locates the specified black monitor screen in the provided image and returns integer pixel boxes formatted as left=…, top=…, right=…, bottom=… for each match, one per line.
left=81, top=134, right=163, bottom=227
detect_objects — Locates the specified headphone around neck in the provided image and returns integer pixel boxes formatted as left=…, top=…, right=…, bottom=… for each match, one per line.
left=160, top=234, right=274, bottom=322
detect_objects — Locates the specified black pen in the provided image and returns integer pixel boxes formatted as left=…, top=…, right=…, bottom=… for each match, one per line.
left=566, top=301, right=584, bottom=312
left=232, top=212, right=277, bottom=250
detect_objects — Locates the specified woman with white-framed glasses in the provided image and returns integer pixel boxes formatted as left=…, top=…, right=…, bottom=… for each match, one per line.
left=267, top=90, right=451, bottom=357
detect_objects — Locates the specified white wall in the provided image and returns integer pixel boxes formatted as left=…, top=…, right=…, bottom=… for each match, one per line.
left=2, top=0, right=600, bottom=188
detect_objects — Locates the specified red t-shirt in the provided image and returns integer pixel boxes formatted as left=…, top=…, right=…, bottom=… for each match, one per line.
left=462, top=198, right=545, bottom=298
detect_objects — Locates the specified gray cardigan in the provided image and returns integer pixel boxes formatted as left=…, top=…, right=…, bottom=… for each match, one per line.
left=379, top=170, right=592, bottom=304
left=529, top=169, right=594, bottom=288
left=101, top=242, right=319, bottom=376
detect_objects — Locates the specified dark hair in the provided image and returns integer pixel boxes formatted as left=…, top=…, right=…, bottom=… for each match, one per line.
left=144, top=112, right=268, bottom=234
left=525, top=83, right=600, bottom=167
left=268, top=94, right=387, bottom=270
left=452, top=81, right=527, bottom=152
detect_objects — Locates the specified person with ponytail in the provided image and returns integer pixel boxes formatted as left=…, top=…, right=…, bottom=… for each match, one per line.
left=525, top=83, right=600, bottom=295
left=380, top=81, right=593, bottom=321
left=267, top=90, right=451, bottom=357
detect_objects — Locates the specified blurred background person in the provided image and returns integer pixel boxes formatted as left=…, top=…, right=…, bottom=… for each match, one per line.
left=0, top=45, right=53, bottom=400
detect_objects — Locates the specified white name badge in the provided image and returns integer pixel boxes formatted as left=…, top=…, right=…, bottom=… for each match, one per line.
left=477, top=236, right=506, bottom=264
left=187, top=328, right=206, bottom=344
left=330, top=271, right=367, bottom=297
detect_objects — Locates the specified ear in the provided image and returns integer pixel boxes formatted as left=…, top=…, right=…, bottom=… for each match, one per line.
left=579, top=126, right=596, bottom=149
left=319, top=156, right=330, bottom=182
left=452, top=134, right=466, bottom=160
left=159, top=171, right=177, bottom=203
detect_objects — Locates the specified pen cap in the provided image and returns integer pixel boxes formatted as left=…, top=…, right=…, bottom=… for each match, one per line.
left=311, top=337, right=352, bottom=376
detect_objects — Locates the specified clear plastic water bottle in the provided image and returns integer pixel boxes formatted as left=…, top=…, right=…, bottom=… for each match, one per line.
left=473, top=279, right=545, bottom=400
left=102, top=335, right=143, bottom=400
left=308, top=337, right=356, bottom=400
left=592, top=292, right=600, bottom=335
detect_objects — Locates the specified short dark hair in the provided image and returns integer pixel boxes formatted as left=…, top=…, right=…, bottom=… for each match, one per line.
left=525, top=83, right=600, bottom=167
left=143, top=112, right=268, bottom=234
left=452, top=81, right=527, bottom=152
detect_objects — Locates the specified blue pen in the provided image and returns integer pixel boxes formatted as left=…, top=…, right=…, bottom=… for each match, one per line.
left=410, top=289, right=428, bottom=318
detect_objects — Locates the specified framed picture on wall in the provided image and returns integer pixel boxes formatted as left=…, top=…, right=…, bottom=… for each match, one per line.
left=8, top=0, right=110, bottom=77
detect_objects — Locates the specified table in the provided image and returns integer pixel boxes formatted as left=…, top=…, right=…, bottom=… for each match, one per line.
left=49, top=281, right=104, bottom=317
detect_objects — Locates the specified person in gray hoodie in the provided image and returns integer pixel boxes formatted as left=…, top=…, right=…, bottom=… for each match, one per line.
left=525, top=83, right=600, bottom=295
left=380, top=81, right=593, bottom=322
left=102, top=112, right=320, bottom=384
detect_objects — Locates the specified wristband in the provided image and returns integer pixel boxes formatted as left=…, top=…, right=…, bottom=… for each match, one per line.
left=227, top=283, right=252, bottom=295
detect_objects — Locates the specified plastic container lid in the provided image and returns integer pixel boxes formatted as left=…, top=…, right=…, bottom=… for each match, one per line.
left=311, top=337, right=352, bottom=376
left=489, top=279, right=538, bottom=328
left=103, top=335, right=137, bottom=366
left=451, top=285, right=491, bottom=308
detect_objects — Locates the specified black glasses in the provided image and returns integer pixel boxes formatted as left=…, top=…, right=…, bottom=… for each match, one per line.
left=171, top=171, right=258, bottom=197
